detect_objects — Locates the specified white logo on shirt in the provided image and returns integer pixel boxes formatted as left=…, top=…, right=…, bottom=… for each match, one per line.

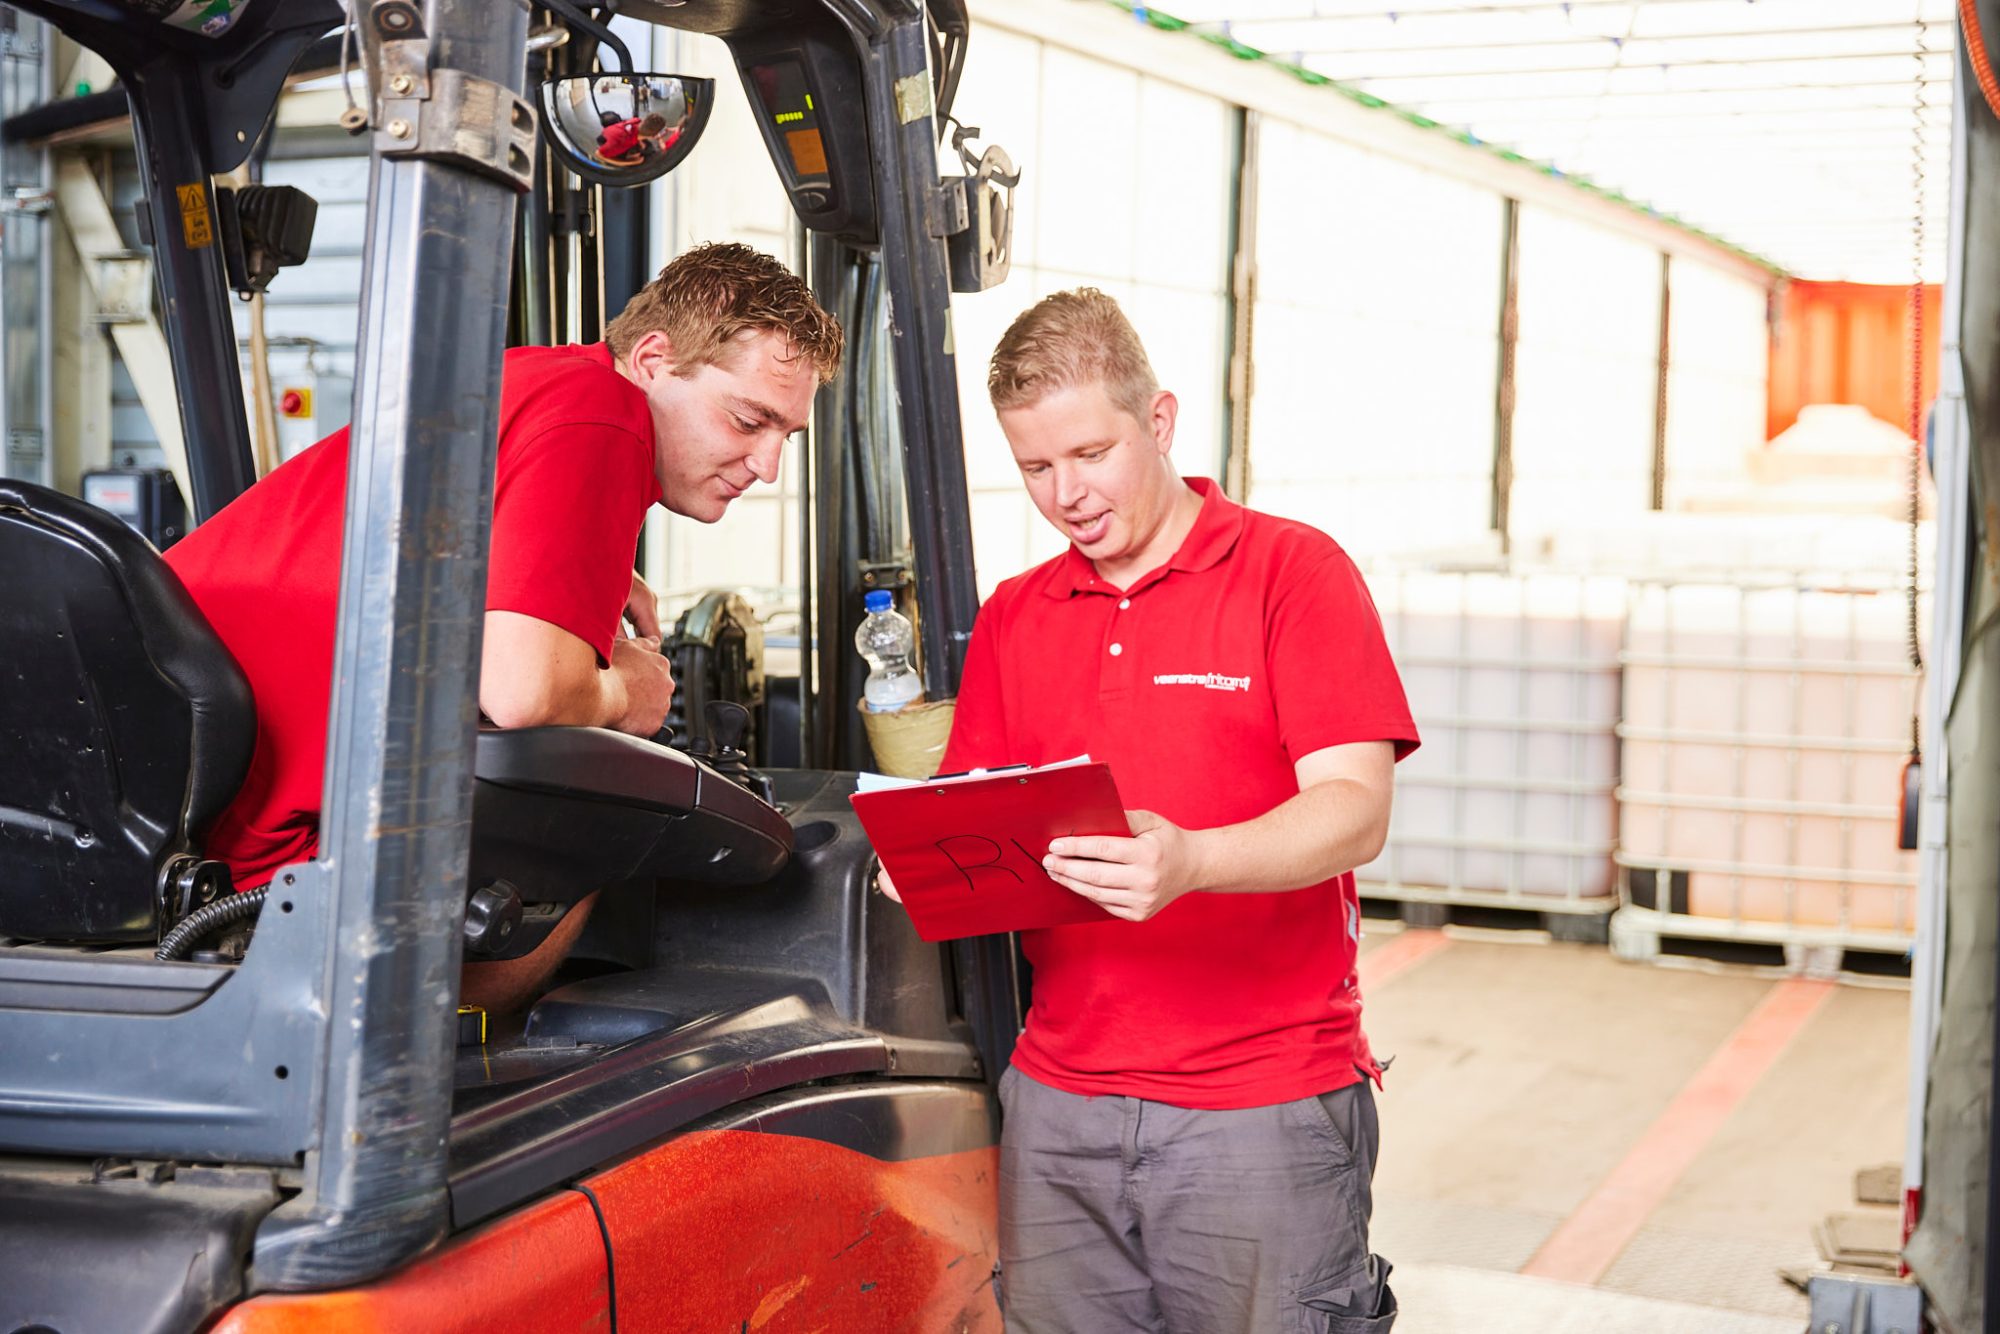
left=1151, top=672, right=1253, bottom=693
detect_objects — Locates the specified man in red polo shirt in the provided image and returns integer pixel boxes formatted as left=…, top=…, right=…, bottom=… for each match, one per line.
left=166, top=242, right=841, bottom=898
left=887, top=288, right=1417, bottom=1332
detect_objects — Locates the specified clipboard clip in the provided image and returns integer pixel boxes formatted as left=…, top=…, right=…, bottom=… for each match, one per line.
left=927, top=763, right=1032, bottom=782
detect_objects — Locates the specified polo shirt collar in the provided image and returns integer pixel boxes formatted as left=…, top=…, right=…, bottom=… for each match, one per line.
left=1048, top=476, right=1246, bottom=597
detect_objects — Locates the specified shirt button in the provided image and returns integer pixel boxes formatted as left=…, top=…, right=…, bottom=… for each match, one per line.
left=1118, top=599, right=1131, bottom=610
left=1109, top=643, right=1123, bottom=656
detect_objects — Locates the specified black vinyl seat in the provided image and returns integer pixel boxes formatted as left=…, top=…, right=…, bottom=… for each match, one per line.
left=0, top=480, right=254, bottom=942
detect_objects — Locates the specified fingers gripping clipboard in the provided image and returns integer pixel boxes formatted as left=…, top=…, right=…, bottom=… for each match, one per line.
left=849, top=758, right=1129, bottom=941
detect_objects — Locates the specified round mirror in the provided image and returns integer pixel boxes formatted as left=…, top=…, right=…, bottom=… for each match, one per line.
left=540, top=73, right=715, bottom=187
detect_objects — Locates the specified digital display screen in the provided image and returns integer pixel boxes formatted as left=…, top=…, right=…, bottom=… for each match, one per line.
left=785, top=128, right=829, bottom=177
left=747, top=58, right=831, bottom=189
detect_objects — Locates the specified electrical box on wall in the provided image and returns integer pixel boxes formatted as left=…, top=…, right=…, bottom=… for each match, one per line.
left=274, top=368, right=353, bottom=462
left=81, top=469, right=188, bottom=550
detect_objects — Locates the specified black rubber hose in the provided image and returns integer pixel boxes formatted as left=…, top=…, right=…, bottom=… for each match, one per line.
left=156, top=887, right=269, bottom=962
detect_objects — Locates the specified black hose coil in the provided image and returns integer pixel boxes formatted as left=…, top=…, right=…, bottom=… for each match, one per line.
left=156, top=886, right=269, bottom=962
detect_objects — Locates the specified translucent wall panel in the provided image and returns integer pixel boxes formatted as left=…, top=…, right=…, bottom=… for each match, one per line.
left=229, top=148, right=369, bottom=376
left=643, top=29, right=806, bottom=613
left=1245, top=117, right=1503, bottom=561
left=1, top=12, right=49, bottom=484
left=1508, top=204, right=1661, bottom=548
left=1663, top=258, right=1770, bottom=507
left=947, top=28, right=1235, bottom=598
left=106, top=131, right=371, bottom=474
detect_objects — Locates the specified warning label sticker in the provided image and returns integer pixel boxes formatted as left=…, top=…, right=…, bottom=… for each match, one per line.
left=175, top=182, right=213, bottom=249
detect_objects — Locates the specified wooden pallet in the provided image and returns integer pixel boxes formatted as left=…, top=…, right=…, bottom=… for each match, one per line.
left=1608, top=905, right=1912, bottom=979
left=1359, top=889, right=1616, bottom=945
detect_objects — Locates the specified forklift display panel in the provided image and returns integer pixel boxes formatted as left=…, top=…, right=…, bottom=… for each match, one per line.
left=749, top=58, right=830, bottom=186
left=736, top=37, right=875, bottom=241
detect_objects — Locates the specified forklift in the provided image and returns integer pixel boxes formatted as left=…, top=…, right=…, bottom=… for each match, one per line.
left=0, top=1, right=1022, bottom=1329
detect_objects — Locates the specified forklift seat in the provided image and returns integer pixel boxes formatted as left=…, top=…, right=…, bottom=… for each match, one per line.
left=0, top=480, right=793, bottom=954
left=0, top=480, right=255, bottom=942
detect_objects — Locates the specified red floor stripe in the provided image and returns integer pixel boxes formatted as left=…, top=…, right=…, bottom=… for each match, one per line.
left=1357, top=927, right=1453, bottom=993
left=1519, top=976, right=1837, bottom=1286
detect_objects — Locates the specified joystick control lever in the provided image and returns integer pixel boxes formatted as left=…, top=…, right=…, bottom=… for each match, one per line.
left=703, top=700, right=773, bottom=804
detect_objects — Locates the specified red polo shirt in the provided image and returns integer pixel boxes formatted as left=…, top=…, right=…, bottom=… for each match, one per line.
left=941, top=478, right=1418, bottom=1109
left=165, top=343, right=660, bottom=891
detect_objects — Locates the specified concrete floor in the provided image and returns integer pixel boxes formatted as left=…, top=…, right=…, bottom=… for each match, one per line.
left=1358, top=925, right=1910, bottom=1327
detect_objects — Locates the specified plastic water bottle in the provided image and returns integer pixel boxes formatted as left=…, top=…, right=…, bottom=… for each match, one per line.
left=856, top=589, right=924, bottom=713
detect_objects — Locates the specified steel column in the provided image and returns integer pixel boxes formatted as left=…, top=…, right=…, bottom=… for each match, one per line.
left=122, top=60, right=257, bottom=520
left=863, top=15, right=978, bottom=696
left=250, top=0, right=530, bottom=1290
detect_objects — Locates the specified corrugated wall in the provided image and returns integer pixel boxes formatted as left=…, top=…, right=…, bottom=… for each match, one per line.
left=1244, top=117, right=1504, bottom=558
left=945, top=25, right=1236, bottom=598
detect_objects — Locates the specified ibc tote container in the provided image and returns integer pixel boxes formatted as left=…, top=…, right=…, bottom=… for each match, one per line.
left=1358, top=569, right=1626, bottom=914
left=1616, top=579, right=1920, bottom=949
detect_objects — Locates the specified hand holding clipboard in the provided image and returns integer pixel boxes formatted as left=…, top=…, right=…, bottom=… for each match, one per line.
left=850, top=757, right=1130, bottom=941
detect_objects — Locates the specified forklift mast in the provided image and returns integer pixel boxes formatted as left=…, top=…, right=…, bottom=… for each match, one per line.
left=0, top=0, right=1020, bottom=1318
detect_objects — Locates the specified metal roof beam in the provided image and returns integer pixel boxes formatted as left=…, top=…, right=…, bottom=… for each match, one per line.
left=1242, top=19, right=1952, bottom=57
left=1329, top=49, right=1956, bottom=83
left=1393, top=77, right=1941, bottom=104
left=1443, top=101, right=1949, bottom=123
left=1161, top=0, right=1950, bottom=21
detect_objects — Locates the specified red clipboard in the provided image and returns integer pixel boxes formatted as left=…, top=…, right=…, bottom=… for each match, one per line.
left=849, top=761, right=1129, bottom=941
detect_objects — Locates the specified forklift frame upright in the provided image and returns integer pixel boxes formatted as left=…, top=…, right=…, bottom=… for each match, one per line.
left=0, top=0, right=1016, bottom=1297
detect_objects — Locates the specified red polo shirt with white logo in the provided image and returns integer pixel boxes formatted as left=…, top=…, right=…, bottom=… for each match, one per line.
left=165, top=343, right=659, bottom=892
left=941, top=478, right=1419, bottom=1109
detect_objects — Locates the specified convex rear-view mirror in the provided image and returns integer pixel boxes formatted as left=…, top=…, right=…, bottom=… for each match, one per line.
left=540, top=73, right=714, bottom=187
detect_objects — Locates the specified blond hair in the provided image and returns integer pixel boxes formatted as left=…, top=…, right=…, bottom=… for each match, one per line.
left=986, top=287, right=1158, bottom=422
left=606, top=241, right=843, bottom=383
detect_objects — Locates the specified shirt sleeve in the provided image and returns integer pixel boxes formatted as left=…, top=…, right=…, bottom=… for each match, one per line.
left=1265, top=548, right=1421, bottom=764
left=486, top=423, right=654, bottom=665
left=940, top=598, right=1012, bottom=774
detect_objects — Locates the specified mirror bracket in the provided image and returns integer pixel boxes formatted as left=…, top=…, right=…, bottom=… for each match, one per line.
left=379, top=65, right=539, bottom=193
left=925, top=179, right=970, bottom=239
left=940, top=122, right=1017, bottom=293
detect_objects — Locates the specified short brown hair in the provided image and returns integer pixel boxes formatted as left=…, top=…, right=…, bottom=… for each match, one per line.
left=606, top=241, right=843, bottom=383
left=987, top=287, right=1158, bottom=422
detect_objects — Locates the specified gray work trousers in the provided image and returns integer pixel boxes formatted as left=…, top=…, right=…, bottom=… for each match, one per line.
left=996, top=1065, right=1397, bottom=1333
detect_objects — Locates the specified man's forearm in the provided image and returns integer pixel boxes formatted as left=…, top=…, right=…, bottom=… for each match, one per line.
left=482, top=658, right=622, bottom=729
left=1186, top=779, right=1389, bottom=895
left=480, top=668, right=612, bottom=732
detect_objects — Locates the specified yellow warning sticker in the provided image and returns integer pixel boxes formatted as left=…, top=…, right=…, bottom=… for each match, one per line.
left=175, top=182, right=213, bottom=249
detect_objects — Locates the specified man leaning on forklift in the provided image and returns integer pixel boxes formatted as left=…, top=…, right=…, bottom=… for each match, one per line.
left=165, top=240, right=841, bottom=904
left=887, top=288, right=1418, bottom=1333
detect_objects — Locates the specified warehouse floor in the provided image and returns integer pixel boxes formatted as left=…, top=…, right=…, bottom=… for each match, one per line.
left=1356, top=925, right=1911, bottom=1329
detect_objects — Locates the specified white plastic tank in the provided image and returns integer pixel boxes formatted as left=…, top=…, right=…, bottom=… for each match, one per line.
left=1617, top=578, right=1921, bottom=939
left=1359, top=569, right=1627, bottom=905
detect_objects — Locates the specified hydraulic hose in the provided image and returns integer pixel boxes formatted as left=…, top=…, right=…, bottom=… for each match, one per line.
left=156, top=886, right=269, bottom=961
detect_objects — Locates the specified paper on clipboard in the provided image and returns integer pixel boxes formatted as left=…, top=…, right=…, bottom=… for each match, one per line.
left=854, top=753, right=1095, bottom=794
left=850, top=756, right=1127, bottom=941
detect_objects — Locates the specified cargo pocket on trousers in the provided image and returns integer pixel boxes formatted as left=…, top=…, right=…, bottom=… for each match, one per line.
left=1292, top=1255, right=1397, bottom=1333
left=1286, top=1091, right=1357, bottom=1169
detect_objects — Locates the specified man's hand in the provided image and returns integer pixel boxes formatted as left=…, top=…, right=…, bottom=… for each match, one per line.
left=1043, top=810, right=1204, bottom=922
left=609, top=633, right=675, bottom=735
left=625, top=570, right=662, bottom=639
left=874, top=865, right=904, bottom=904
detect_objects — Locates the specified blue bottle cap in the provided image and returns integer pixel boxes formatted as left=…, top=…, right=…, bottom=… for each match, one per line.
left=864, top=589, right=894, bottom=613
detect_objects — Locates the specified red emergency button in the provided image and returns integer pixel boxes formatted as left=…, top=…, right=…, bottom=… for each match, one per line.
left=279, top=388, right=310, bottom=418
